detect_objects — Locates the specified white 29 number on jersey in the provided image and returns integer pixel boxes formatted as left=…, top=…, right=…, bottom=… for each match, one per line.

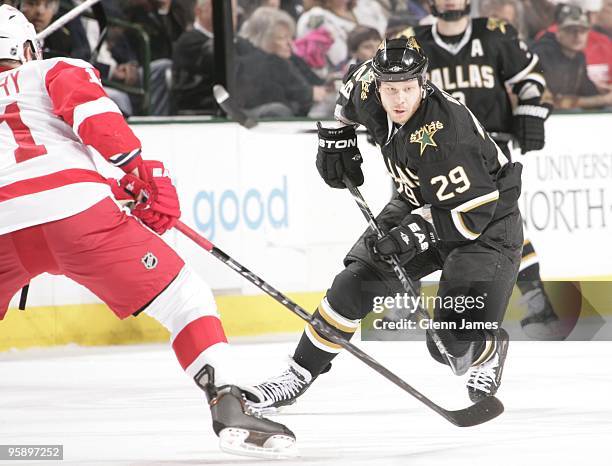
left=430, top=166, right=470, bottom=201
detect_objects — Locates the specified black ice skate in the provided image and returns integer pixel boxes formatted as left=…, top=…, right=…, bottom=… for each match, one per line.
left=243, top=357, right=313, bottom=413
left=466, top=328, right=509, bottom=403
left=195, top=365, right=298, bottom=459
left=520, top=285, right=567, bottom=340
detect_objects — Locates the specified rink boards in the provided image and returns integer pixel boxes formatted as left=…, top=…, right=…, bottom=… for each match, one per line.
left=3, top=113, right=612, bottom=350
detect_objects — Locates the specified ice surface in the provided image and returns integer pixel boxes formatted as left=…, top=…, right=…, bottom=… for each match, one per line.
left=1, top=339, right=610, bottom=466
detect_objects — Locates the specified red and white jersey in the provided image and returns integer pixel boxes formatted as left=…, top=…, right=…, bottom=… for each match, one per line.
left=0, top=57, right=142, bottom=235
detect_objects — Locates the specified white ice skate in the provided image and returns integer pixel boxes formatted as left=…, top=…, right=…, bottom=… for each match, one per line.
left=243, top=358, right=313, bottom=414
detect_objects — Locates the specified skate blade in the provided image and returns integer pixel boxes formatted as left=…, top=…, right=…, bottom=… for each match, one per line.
left=247, top=404, right=288, bottom=416
left=218, top=427, right=299, bottom=459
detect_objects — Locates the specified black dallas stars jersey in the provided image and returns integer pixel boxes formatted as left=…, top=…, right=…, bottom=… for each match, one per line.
left=406, top=18, right=546, bottom=134
left=335, top=61, right=521, bottom=242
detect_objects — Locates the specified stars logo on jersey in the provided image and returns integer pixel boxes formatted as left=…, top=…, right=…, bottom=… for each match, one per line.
left=410, top=121, right=444, bottom=155
left=407, top=36, right=422, bottom=54
left=359, top=69, right=375, bottom=100
left=486, top=18, right=507, bottom=34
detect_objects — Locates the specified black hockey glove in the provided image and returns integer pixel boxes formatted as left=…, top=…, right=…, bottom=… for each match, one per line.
left=513, top=103, right=552, bottom=154
left=371, top=214, right=438, bottom=263
left=316, top=122, right=363, bottom=189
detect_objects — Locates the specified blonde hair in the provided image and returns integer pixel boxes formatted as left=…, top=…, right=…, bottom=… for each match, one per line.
left=239, top=7, right=296, bottom=49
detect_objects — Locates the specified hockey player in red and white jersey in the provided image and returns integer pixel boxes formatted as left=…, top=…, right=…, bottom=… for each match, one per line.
left=0, top=5, right=296, bottom=459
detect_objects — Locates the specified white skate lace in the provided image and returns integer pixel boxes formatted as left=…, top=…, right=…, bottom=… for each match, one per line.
left=256, top=367, right=308, bottom=403
left=466, top=354, right=499, bottom=394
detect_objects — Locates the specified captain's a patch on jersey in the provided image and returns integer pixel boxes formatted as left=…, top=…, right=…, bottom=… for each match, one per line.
left=410, top=121, right=444, bottom=155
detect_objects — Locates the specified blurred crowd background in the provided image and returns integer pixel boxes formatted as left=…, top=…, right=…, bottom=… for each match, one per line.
left=19, top=0, right=612, bottom=117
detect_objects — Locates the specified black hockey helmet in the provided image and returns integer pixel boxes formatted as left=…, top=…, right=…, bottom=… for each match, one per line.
left=371, top=36, right=428, bottom=84
left=429, top=0, right=471, bottom=21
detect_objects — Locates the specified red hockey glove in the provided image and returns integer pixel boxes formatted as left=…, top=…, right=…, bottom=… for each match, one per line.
left=118, top=160, right=181, bottom=235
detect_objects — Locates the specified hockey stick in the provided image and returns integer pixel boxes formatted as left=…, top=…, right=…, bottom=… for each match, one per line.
left=213, top=85, right=257, bottom=129
left=174, top=220, right=504, bottom=427
left=342, top=176, right=477, bottom=377
left=213, top=84, right=371, bottom=136
left=89, top=0, right=108, bottom=62
left=37, top=0, right=103, bottom=40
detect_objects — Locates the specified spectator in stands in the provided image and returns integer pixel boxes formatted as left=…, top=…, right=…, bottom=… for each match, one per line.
left=593, top=0, right=612, bottom=38
left=173, top=0, right=287, bottom=116
left=238, top=0, right=281, bottom=30
left=589, top=0, right=612, bottom=89
left=172, top=0, right=224, bottom=113
left=21, top=0, right=90, bottom=59
left=239, top=0, right=281, bottom=28
left=97, top=25, right=142, bottom=115
left=522, top=0, right=556, bottom=41
left=384, top=3, right=431, bottom=36
left=70, top=0, right=141, bottom=115
left=533, top=3, right=612, bottom=108
left=296, top=0, right=387, bottom=78
left=302, top=25, right=381, bottom=118
left=538, top=1, right=612, bottom=92
left=239, top=6, right=331, bottom=116
left=281, top=0, right=306, bottom=20
left=479, top=0, right=526, bottom=39
left=20, top=0, right=139, bottom=115
left=375, top=0, right=429, bottom=24
left=126, top=0, right=191, bottom=115
left=585, top=36, right=612, bottom=92
left=127, top=0, right=191, bottom=61
left=346, top=25, right=381, bottom=65
left=240, top=0, right=281, bottom=21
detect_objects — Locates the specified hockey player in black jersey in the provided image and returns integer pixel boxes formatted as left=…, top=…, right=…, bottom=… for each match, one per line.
left=395, top=0, right=566, bottom=340
left=245, top=37, right=523, bottom=410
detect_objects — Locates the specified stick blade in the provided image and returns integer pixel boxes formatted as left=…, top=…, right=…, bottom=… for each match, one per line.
left=212, top=84, right=229, bottom=105
left=213, top=84, right=257, bottom=129
left=446, top=396, right=504, bottom=427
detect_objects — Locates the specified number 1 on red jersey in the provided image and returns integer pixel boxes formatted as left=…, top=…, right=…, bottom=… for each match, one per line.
left=1, top=102, right=47, bottom=163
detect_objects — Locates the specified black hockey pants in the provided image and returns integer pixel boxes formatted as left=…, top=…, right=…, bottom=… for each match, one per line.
left=332, top=196, right=523, bottom=366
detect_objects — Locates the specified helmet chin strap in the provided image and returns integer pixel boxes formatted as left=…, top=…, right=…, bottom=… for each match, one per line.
left=431, top=1, right=471, bottom=21
left=23, top=41, right=38, bottom=61
left=436, top=10, right=469, bottom=21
